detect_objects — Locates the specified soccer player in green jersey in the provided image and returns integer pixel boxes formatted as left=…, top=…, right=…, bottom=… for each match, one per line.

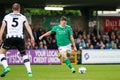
left=39, top=16, right=77, bottom=73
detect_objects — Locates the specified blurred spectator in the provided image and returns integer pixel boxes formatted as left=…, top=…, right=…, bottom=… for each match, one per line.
left=99, top=40, right=105, bottom=49
left=26, top=38, right=33, bottom=49
left=92, top=27, right=97, bottom=36
left=78, top=39, right=86, bottom=49
left=110, top=32, right=116, bottom=41
left=38, top=41, right=45, bottom=50
left=100, top=46, right=104, bottom=49
left=91, top=36, right=97, bottom=46
left=43, top=44, right=48, bottom=49
left=86, top=43, right=90, bottom=49
left=96, top=34, right=101, bottom=42
left=33, top=43, right=38, bottom=49
left=78, top=30, right=83, bottom=35
left=76, top=34, right=82, bottom=44
left=32, top=28, right=38, bottom=43
left=89, top=44, right=94, bottom=49
left=37, top=28, right=42, bottom=40
left=83, top=30, right=87, bottom=43
left=104, top=43, right=110, bottom=49
left=49, top=39, right=58, bottom=49
left=101, top=34, right=107, bottom=44
left=115, top=38, right=120, bottom=49
left=45, top=36, right=52, bottom=49
left=109, top=40, right=116, bottom=49
left=104, top=32, right=110, bottom=43
left=86, top=34, right=90, bottom=40
left=86, top=39, right=91, bottom=48
left=73, top=31, right=79, bottom=39
left=94, top=42, right=100, bottom=49
left=115, top=29, right=119, bottom=37
left=32, top=42, right=38, bottom=49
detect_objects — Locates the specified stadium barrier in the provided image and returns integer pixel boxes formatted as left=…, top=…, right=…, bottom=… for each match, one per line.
left=2, top=50, right=78, bottom=65
left=5, top=50, right=61, bottom=64
left=82, top=49, right=120, bottom=64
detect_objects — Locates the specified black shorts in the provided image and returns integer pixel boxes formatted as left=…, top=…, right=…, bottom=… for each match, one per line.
left=1, top=37, right=25, bottom=52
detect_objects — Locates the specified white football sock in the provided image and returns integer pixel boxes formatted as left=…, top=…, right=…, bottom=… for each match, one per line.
left=0, top=54, right=8, bottom=69
left=22, top=55, right=32, bottom=73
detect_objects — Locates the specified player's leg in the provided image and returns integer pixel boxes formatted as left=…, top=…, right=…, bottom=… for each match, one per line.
left=0, top=48, right=8, bottom=69
left=16, top=38, right=32, bottom=77
left=59, top=46, right=75, bottom=73
left=61, top=51, right=75, bottom=73
left=0, top=49, right=10, bottom=77
left=20, top=51, right=32, bottom=77
left=0, top=41, right=11, bottom=77
left=66, top=44, right=76, bottom=73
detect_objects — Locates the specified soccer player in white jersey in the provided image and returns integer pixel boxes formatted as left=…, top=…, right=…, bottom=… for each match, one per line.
left=0, top=3, right=34, bottom=77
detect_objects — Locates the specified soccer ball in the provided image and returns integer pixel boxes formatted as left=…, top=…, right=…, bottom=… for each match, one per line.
left=78, top=67, right=87, bottom=74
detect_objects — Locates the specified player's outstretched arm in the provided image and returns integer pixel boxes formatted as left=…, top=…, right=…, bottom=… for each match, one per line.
left=39, top=31, right=52, bottom=40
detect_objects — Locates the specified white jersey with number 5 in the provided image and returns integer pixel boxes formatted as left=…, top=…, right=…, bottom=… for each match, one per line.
left=3, top=12, right=27, bottom=38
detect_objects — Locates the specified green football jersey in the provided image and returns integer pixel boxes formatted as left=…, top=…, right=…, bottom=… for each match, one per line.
left=50, top=25, right=73, bottom=46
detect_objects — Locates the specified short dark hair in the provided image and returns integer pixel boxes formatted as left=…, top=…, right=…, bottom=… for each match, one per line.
left=12, top=3, right=20, bottom=10
left=60, top=16, right=67, bottom=21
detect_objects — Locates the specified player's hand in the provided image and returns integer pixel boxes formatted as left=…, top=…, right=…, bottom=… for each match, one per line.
left=31, top=36, right=35, bottom=44
left=73, top=47, right=77, bottom=52
left=39, top=36, right=43, bottom=40
left=31, top=39, right=35, bottom=44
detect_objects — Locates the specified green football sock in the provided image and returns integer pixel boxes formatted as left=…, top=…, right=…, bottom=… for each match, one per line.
left=64, top=58, right=73, bottom=69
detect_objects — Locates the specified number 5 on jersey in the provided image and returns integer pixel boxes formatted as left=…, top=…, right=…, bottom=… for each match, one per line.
left=12, top=18, right=18, bottom=27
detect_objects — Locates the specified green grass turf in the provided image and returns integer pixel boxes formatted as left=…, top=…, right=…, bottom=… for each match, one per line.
left=0, top=64, right=120, bottom=80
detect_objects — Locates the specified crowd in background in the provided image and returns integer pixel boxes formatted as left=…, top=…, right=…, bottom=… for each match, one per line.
left=24, top=27, right=120, bottom=50
left=25, top=28, right=58, bottom=50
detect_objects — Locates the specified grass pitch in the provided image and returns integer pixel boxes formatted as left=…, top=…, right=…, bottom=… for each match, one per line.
left=0, top=64, right=120, bottom=80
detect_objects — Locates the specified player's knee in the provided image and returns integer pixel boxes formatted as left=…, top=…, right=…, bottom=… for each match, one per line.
left=23, top=58, right=29, bottom=63
left=23, top=55, right=30, bottom=63
left=1, top=57, right=6, bottom=61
